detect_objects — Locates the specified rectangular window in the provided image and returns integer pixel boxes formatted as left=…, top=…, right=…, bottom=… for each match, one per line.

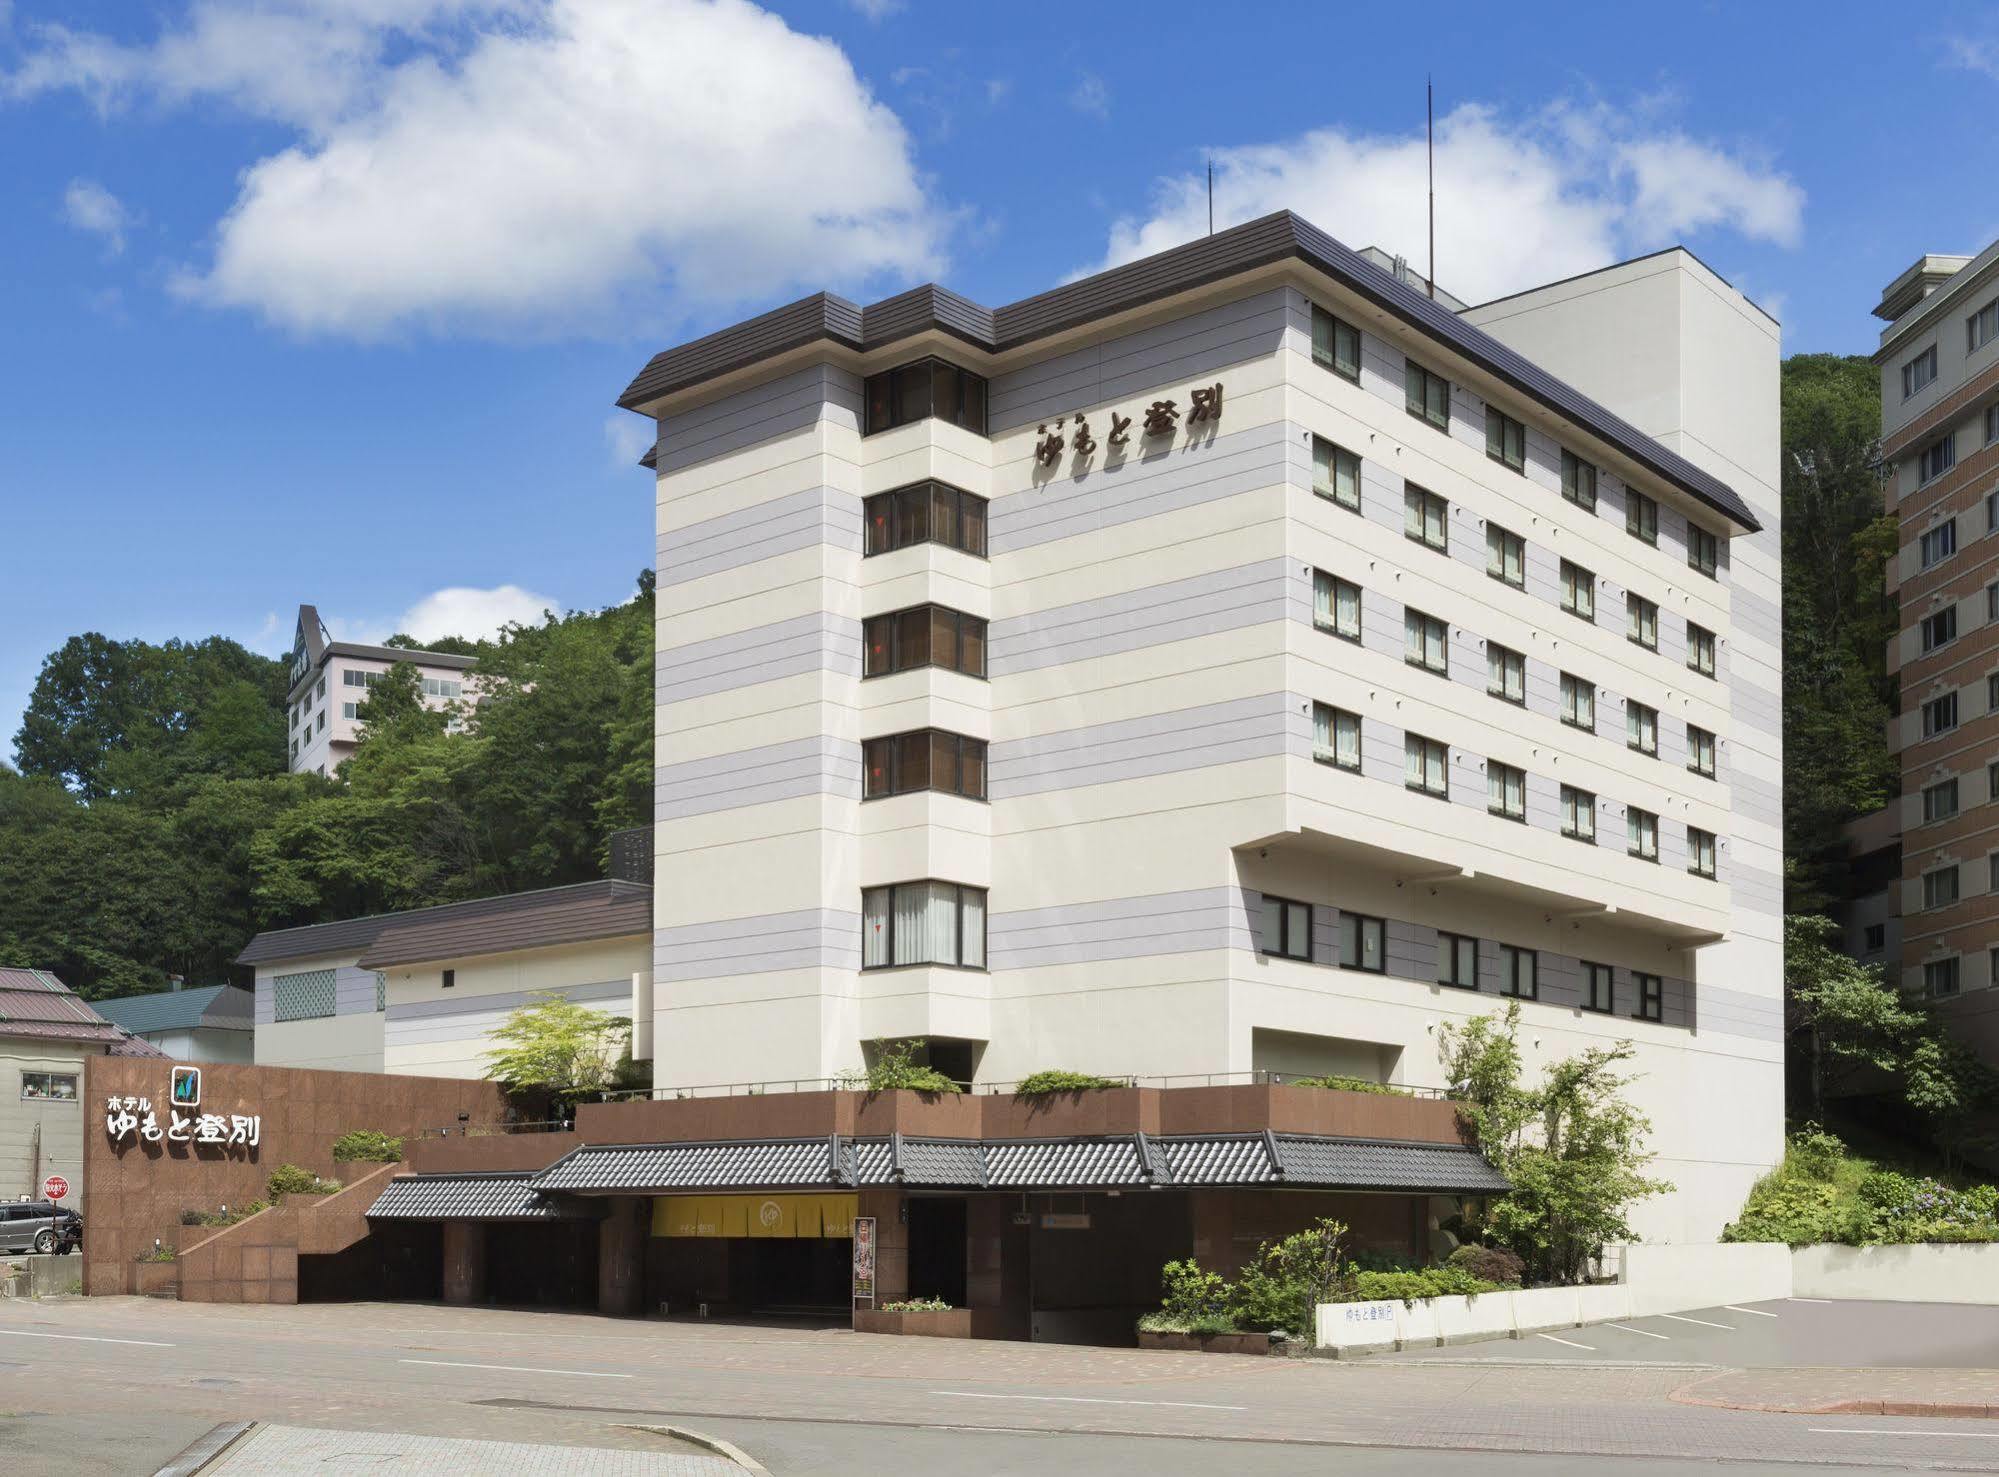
left=1560, top=673, right=1595, bottom=731
left=1989, top=406, right=1999, bottom=449
left=1922, top=778, right=1958, bottom=823
left=1923, top=866, right=1960, bottom=910
left=1920, top=520, right=1957, bottom=570
left=1926, top=958, right=1961, bottom=998
left=272, top=968, right=337, bottom=1023
left=1627, top=807, right=1660, bottom=861
left=1405, top=610, right=1449, bottom=674
left=1487, top=760, right=1526, bottom=820
left=864, top=481, right=988, bottom=558
left=1583, top=962, right=1615, bottom=1014
left=1404, top=484, right=1449, bottom=551
left=1687, top=524, right=1719, bottom=578
left=1312, top=435, right=1361, bottom=511
left=316, top=711, right=325, bottom=733
left=342, top=702, right=357, bottom=720
left=1627, top=700, right=1659, bottom=756
left=1921, top=608, right=1958, bottom=653
left=1405, top=360, right=1451, bottom=430
left=1311, top=305, right=1362, bottom=380
left=1312, top=702, right=1363, bottom=771
left=1989, top=582, right=1999, bottom=621
left=1500, top=945, right=1537, bottom=999
left=1635, top=973, right=1664, bottom=1021
left=19, top=1071, right=78, bottom=1102
left=1687, top=623, right=1717, bottom=678
left=863, top=730, right=988, bottom=801
left=1561, top=450, right=1597, bottom=512
left=863, top=358, right=988, bottom=437
left=1487, top=643, right=1526, bottom=705
left=1688, top=827, right=1718, bottom=878
left=1313, top=569, right=1362, bottom=641
left=1257, top=894, right=1313, bottom=961
left=1486, top=524, right=1525, bottom=587
left=1561, top=560, right=1595, bottom=620
left=1688, top=725, right=1717, bottom=778
left=1627, top=593, right=1659, bottom=650
left=1485, top=408, right=1525, bottom=471
left=1340, top=913, right=1385, bottom=972
left=1562, top=786, right=1596, bottom=842
left=1438, top=933, right=1479, bottom=989
left=1405, top=734, right=1449, bottom=797
left=1990, top=672, right=1999, bottom=712
left=1864, top=924, right=1886, bottom=952
left=1626, top=490, right=1658, bottom=545
left=861, top=881, right=987, bottom=968
left=862, top=605, right=987, bottom=679
left=1903, top=344, right=1938, bottom=398
left=1971, top=299, right=1999, bottom=354
left=1922, top=692, right=1959, bottom=738
left=1919, top=434, right=1957, bottom=484
left=419, top=677, right=463, bottom=699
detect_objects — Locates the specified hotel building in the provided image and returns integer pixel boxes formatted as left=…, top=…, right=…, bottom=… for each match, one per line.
left=283, top=603, right=479, bottom=775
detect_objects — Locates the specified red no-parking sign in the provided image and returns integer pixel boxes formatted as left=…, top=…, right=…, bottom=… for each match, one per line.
left=41, top=1175, right=68, bottom=1201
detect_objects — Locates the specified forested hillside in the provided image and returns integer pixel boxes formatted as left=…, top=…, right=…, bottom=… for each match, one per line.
left=0, top=575, right=653, bottom=999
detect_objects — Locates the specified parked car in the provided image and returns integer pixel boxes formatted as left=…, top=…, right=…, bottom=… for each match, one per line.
left=0, top=1200, right=81, bottom=1255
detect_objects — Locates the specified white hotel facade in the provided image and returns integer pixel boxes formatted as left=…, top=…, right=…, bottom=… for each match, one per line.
left=626, top=214, right=1784, bottom=1242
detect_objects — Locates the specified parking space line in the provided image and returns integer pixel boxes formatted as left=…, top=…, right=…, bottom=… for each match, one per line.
left=1658, top=1314, right=1733, bottom=1330
left=1534, top=1333, right=1596, bottom=1350
left=1723, top=1305, right=1779, bottom=1318
left=1606, top=1323, right=1671, bottom=1340
left=398, top=1359, right=631, bottom=1379
left=1810, top=1428, right=1999, bottom=1440
left=0, top=1329, right=175, bottom=1348
left=932, top=1391, right=1248, bottom=1411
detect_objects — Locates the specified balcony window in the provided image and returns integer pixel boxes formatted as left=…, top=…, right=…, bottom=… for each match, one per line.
left=1635, top=973, right=1664, bottom=1021
left=1626, top=490, right=1658, bottom=545
left=1627, top=594, right=1659, bottom=650
left=1485, top=408, right=1525, bottom=472
left=1313, top=570, right=1361, bottom=641
left=1405, top=484, right=1449, bottom=551
left=1626, top=700, right=1658, bottom=757
left=1500, top=945, right=1537, bottom=1000
left=1487, top=643, right=1526, bottom=705
left=1341, top=913, right=1385, bottom=972
left=1312, top=702, right=1362, bottom=771
left=1561, top=785, right=1596, bottom=842
left=1311, top=305, right=1362, bottom=380
left=1687, top=623, right=1717, bottom=678
left=1561, top=560, right=1595, bottom=620
left=863, top=605, right=987, bottom=679
left=863, top=730, right=987, bottom=801
left=861, top=881, right=986, bottom=968
left=1486, top=524, right=1525, bottom=587
left=1488, top=760, right=1526, bottom=820
left=1561, top=450, right=1597, bottom=512
left=865, top=481, right=988, bottom=558
left=1405, top=734, right=1449, bottom=797
left=1405, top=610, right=1448, bottom=674
left=1258, top=895, right=1313, bottom=961
left=1560, top=673, right=1595, bottom=731
left=1583, top=962, right=1614, bottom=1014
left=1627, top=807, right=1659, bottom=861
left=863, top=358, right=988, bottom=437
left=1313, top=435, right=1362, bottom=511
left=1688, top=827, right=1718, bottom=878
left=1439, top=932, right=1479, bottom=989
left=1405, top=360, right=1451, bottom=430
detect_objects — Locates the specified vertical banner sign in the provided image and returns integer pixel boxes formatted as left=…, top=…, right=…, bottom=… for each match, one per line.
left=851, top=1216, right=877, bottom=1309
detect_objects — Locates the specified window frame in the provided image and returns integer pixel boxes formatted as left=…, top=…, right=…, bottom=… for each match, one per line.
left=1560, top=560, right=1596, bottom=621
left=1313, top=569, right=1362, bottom=642
left=1688, top=826, right=1718, bottom=878
left=1312, top=702, right=1362, bottom=772
left=1561, top=785, right=1597, bottom=843
left=1485, top=407, right=1526, bottom=472
left=862, top=729, right=989, bottom=802
left=1626, top=593, right=1659, bottom=651
left=1922, top=865, right=1960, bottom=911
left=1687, top=623, right=1717, bottom=678
left=1970, top=299, right=1999, bottom=355
left=1405, top=359, right=1451, bottom=431
left=860, top=880, right=989, bottom=970
left=1626, top=700, right=1659, bottom=757
left=1438, top=932, right=1480, bottom=989
left=19, top=1071, right=79, bottom=1102
left=1560, top=673, right=1595, bottom=732
left=1340, top=913, right=1386, bottom=972
left=1687, top=524, right=1720, bottom=579
left=1919, top=519, right=1957, bottom=571
left=864, top=480, right=989, bottom=559
left=1486, top=643, right=1527, bottom=706
left=862, top=358, right=989, bottom=438
left=1404, top=733, right=1450, bottom=798
left=1626, top=489, right=1659, bottom=545
left=1258, top=894, right=1314, bottom=961
left=861, top=604, right=989, bottom=680
left=1310, top=305, right=1362, bottom=381
left=1635, top=973, right=1664, bottom=1021
left=1687, top=725, right=1717, bottom=779
left=1902, top=343, right=1939, bottom=400
left=1404, top=483, right=1449, bottom=552
left=1404, top=609, right=1449, bottom=675
left=1919, top=434, right=1957, bottom=485
left=1627, top=806, right=1660, bottom=862
left=1561, top=450, right=1598, bottom=511
left=1499, top=944, right=1537, bottom=1000
left=1922, top=691, right=1960, bottom=739
left=1926, top=957, right=1961, bottom=998
left=1486, top=523, right=1525, bottom=588
left=1582, top=962, right=1615, bottom=1014
left=1487, top=759, right=1527, bottom=821
left=1312, top=434, right=1362, bottom=512
left=1921, top=607, right=1959, bottom=654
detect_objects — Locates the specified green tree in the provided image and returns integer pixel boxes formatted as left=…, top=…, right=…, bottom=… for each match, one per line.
left=1439, top=1003, right=1671, bottom=1283
left=483, top=993, right=631, bottom=1105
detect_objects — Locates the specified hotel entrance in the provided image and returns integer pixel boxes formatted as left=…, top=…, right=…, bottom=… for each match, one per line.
left=647, top=1192, right=856, bottom=1319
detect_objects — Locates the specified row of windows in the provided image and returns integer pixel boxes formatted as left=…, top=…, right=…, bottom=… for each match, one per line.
left=863, top=729, right=987, bottom=800
left=1919, top=850, right=1999, bottom=912
left=1310, top=570, right=1719, bottom=772
left=864, top=480, right=989, bottom=558
left=1923, top=948, right=1999, bottom=999
left=20, top=1071, right=77, bottom=1101
left=420, top=677, right=464, bottom=699
left=1912, top=481, right=1999, bottom=593
left=1257, top=893, right=1666, bottom=1020
left=1307, top=702, right=1719, bottom=876
left=862, top=605, right=988, bottom=679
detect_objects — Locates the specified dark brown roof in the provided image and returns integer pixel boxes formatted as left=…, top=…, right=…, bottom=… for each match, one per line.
left=618, top=210, right=1758, bottom=533
left=240, top=879, right=652, bottom=969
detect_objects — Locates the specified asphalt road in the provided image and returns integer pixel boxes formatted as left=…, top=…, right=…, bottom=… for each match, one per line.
left=2, top=1297, right=1996, bottom=1475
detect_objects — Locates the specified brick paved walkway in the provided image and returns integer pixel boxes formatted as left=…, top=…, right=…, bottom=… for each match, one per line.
left=203, top=1423, right=746, bottom=1475
left=1676, top=1367, right=1999, bottom=1418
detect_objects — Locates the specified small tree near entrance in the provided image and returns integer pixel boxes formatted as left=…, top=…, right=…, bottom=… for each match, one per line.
left=483, top=993, right=631, bottom=1117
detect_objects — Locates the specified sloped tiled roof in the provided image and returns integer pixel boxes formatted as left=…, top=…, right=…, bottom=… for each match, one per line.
left=95, top=985, right=253, bottom=1037
left=984, top=1137, right=1147, bottom=1189
left=534, top=1138, right=843, bottom=1194
left=366, top=1173, right=596, bottom=1221
left=0, top=967, right=153, bottom=1053
left=1272, top=1136, right=1509, bottom=1194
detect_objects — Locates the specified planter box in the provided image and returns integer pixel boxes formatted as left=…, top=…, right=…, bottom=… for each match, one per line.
left=1136, top=1329, right=1281, bottom=1356
left=853, top=1307, right=973, bottom=1339
left=131, top=1261, right=180, bottom=1299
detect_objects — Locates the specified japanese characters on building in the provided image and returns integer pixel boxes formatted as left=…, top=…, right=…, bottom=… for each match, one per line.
left=104, top=1095, right=261, bottom=1152
left=1034, top=381, right=1224, bottom=469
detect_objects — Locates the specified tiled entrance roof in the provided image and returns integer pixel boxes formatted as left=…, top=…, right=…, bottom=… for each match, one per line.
left=365, top=1172, right=600, bottom=1221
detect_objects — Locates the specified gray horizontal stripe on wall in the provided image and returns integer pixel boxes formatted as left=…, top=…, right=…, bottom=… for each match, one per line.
left=987, top=887, right=1251, bottom=969
left=1730, top=679, right=1781, bottom=738
left=659, top=486, right=863, bottom=587
left=658, top=364, right=861, bottom=475
left=656, top=612, right=861, bottom=704
left=385, top=977, right=631, bottom=1024
left=1699, top=984, right=1785, bottom=1041
left=1732, top=583, right=1778, bottom=644
left=335, top=965, right=378, bottom=1017
left=654, top=908, right=862, bottom=982
left=987, top=692, right=1293, bottom=800
left=655, top=735, right=863, bottom=820
left=987, top=418, right=1294, bottom=556
left=989, top=558, right=1291, bottom=677
left=989, top=287, right=1291, bottom=434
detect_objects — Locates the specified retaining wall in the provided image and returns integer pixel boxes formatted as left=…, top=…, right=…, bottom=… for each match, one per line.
left=1793, top=1243, right=1999, bottom=1303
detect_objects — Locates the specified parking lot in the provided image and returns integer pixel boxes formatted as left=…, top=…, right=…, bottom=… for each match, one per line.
left=1373, top=1296, right=1999, bottom=1368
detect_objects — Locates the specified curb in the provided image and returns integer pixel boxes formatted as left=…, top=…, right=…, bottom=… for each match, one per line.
left=1671, top=1373, right=1999, bottom=1420
left=618, top=1423, right=772, bottom=1474
left=153, top=1419, right=256, bottom=1476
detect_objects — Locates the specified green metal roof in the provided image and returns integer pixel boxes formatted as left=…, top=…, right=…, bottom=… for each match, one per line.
left=93, top=985, right=251, bottom=1037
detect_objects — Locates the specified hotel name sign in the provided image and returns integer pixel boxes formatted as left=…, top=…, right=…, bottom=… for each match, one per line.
left=104, top=1067, right=262, bottom=1154
left=1033, top=381, right=1224, bottom=469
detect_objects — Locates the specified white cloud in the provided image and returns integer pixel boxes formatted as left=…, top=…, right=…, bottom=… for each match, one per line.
left=1946, top=36, right=1999, bottom=81
left=1090, top=100, right=1803, bottom=306
left=844, top=0, right=903, bottom=19
left=61, top=178, right=133, bottom=253
left=603, top=412, right=654, bottom=469
left=1068, top=72, right=1108, bottom=119
left=399, top=585, right=558, bottom=643
left=10, top=0, right=947, bottom=339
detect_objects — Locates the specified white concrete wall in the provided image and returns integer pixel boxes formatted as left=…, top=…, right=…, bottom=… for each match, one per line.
left=253, top=954, right=384, bottom=1072
left=1618, top=1240, right=1793, bottom=1315
left=1, top=1040, right=89, bottom=1203
left=1793, top=1243, right=1999, bottom=1303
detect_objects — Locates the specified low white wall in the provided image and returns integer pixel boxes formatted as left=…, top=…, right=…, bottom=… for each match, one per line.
left=1793, top=1243, right=1999, bottom=1303
left=1618, top=1241, right=1791, bottom=1315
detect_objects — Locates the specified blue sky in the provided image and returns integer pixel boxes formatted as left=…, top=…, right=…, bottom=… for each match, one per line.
left=4, top=0, right=1998, bottom=762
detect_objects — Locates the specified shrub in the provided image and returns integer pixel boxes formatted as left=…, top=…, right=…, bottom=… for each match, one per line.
left=1158, top=1259, right=1230, bottom=1325
left=881, top=1296, right=952, bottom=1312
left=1787, top=1124, right=1847, bottom=1179
left=1352, top=1266, right=1504, bottom=1303
left=331, top=1131, right=404, bottom=1164
left=840, top=1039, right=962, bottom=1095
left=178, top=1209, right=207, bottom=1226
left=1225, top=1220, right=1352, bottom=1335
left=1722, top=1128, right=1999, bottom=1246
left=136, top=1245, right=176, bottom=1263
left=266, top=1164, right=340, bottom=1199
left=1447, top=1243, right=1526, bottom=1286
left=1014, top=1070, right=1125, bottom=1097
left=1289, top=1074, right=1405, bottom=1096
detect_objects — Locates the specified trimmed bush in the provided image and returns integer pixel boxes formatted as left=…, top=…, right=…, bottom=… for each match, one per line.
left=1351, top=1266, right=1507, bottom=1303
left=330, top=1130, right=404, bottom=1164
left=1447, top=1243, right=1527, bottom=1286
left=266, top=1164, right=340, bottom=1199
left=1288, top=1074, right=1407, bottom=1096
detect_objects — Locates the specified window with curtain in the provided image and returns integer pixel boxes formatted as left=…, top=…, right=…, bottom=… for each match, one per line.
left=861, top=881, right=987, bottom=969
left=1404, top=484, right=1449, bottom=551
left=1688, top=726, right=1717, bottom=779
left=1486, top=524, right=1525, bottom=587
left=1560, top=673, right=1595, bottom=730
left=1626, top=489, right=1658, bottom=544
left=1312, top=435, right=1361, bottom=511
left=1627, top=807, right=1659, bottom=861
left=1404, top=360, right=1451, bottom=429
left=864, top=481, right=988, bottom=558
left=1487, top=761, right=1526, bottom=820
left=863, top=730, right=988, bottom=800
left=1561, top=450, right=1597, bottom=511
left=1311, top=305, right=1361, bottom=380
left=1688, top=827, right=1718, bottom=879
left=1687, top=623, right=1717, bottom=678
left=1405, top=734, right=1448, bottom=797
left=1562, top=785, right=1596, bottom=842
left=1487, top=644, right=1525, bottom=705
left=1627, top=701, right=1658, bottom=756
left=1312, top=703, right=1361, bottom=771
left=1561, top=561, right=1595, bottom=619
left=1485, top=408, right=1525, bottom=471
left=1627, top=593, right=1658, bottom=649
left=1313, top=570, right=1361, bottom=640
left=1405, top=610, right=1448, bottom=674
left=863, top=605, right=987, bottom=679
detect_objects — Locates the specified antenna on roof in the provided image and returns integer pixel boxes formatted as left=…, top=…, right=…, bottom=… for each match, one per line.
left=1426, top=76, right=1436, bottom=301
left=1207, top=158, right=1214, bottom=236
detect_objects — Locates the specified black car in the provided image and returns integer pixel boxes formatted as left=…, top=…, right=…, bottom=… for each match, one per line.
left=0, top=1200, right=81, bottom=1255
